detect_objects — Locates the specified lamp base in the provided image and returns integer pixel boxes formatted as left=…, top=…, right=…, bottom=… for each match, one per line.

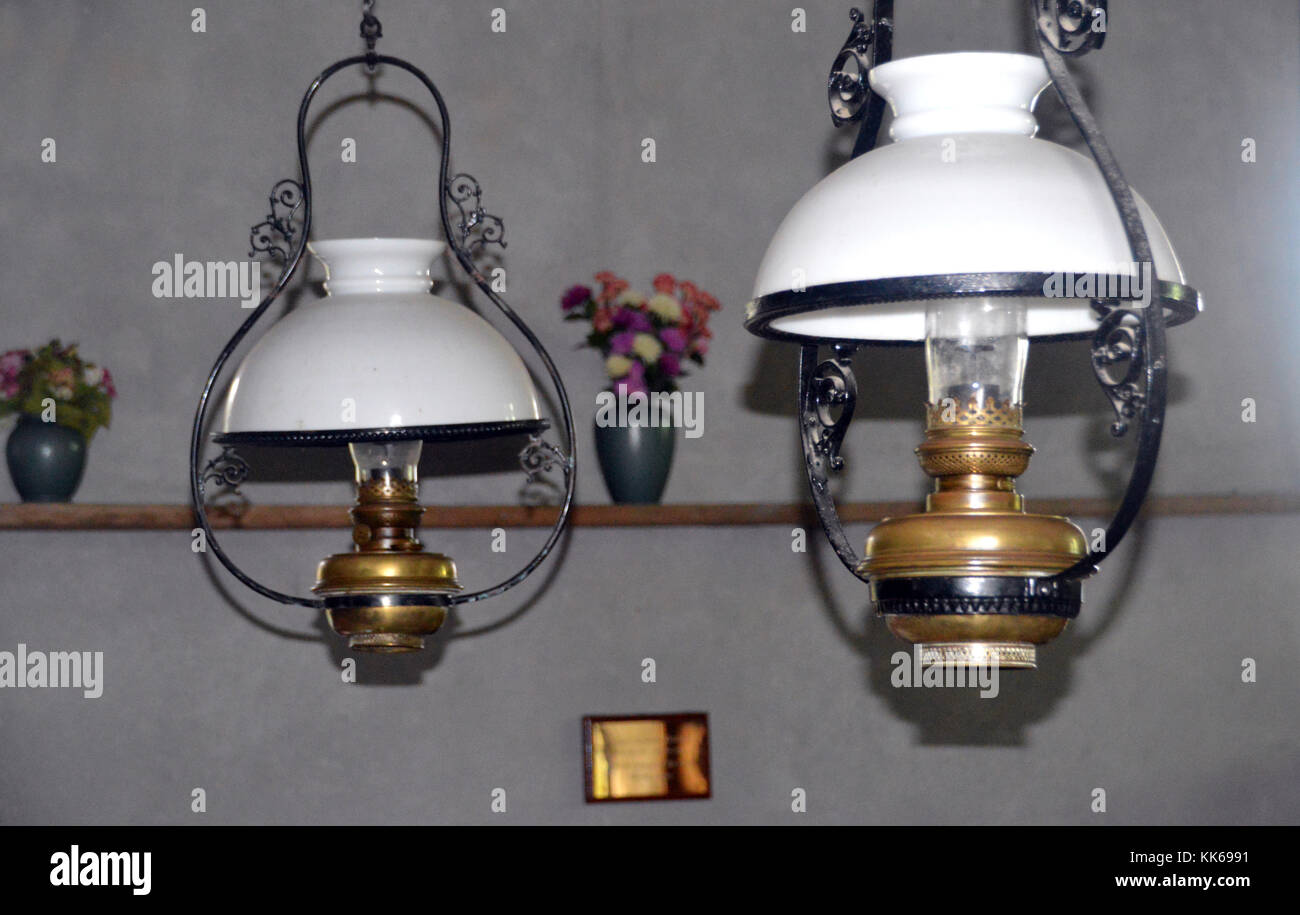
left=861, top=400, right=1091, bottom=666
left=915, top=641, right=1037, bottom=670
left=313, top=480, right=462, bottom=653
left=348, top=633, right=427, bottom=653
left=322, top=598, right=451, bottom=654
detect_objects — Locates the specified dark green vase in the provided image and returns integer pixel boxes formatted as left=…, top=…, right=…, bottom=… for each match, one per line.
left=594, top=419, right=676, bottom=504
left=5, top=415, right=87, bottom=502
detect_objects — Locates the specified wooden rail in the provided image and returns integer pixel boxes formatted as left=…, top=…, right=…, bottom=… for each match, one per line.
left=1, top=494, right=1297, bottom=530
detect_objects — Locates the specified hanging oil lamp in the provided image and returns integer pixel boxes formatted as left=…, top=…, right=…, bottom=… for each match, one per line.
left=744, top=1, right=1201, bottom=668
left=190, top=2, right=574, bottom=653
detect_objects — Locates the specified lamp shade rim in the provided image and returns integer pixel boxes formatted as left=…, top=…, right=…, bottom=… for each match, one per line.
left=212, top=418, right=549, bottom=448
left=868, top=50, right=1048, bottom=83
left=744, top=273, right=1202, bottom=345
left=306, top=237, right=447, bottom=257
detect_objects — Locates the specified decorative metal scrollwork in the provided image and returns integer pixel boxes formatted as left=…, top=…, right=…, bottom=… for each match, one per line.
left=828, top=8, right=876, bottom=126
left=446, top=173, right=506, bottom=255
left=248, top=179, right=305, bottom=262
left=200, top=446, right=250, bottom=497
left=798, top=344, right=867, bottom=578
left=827, top=2, right=894, bottom=158
left=1090, top=305, right=1147, bottom=438
left=519, top=435, right=573, bottom=484
left=801, top=344, right=858, bottom=492
left=1035, top=0, right=1107, bottom=55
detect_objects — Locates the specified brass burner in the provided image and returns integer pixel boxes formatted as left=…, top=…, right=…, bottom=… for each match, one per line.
left=314, top=476, right=460, bottom=653
left=861, top=398, right=1088, bottom=664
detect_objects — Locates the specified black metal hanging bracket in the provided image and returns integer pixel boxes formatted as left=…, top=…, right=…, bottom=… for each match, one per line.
left=1030, top=0, right=1168, bottom=582
left=361, top=0, right=383, bottom=71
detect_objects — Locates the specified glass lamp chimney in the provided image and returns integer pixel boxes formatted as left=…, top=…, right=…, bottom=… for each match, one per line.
left=925, top=298, right=1028, bottom=415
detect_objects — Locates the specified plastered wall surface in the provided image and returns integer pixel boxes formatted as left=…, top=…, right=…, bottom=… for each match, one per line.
left=0, top=1, right=1296, bottom=824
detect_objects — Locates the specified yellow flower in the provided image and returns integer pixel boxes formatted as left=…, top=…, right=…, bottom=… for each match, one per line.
left=605, top=354, right=633, bottom=378
left=631, top=333, right=662, bottom=365
left=615, top=290, right=647, bottom=307
left=647, top=293, right=683, bottom=322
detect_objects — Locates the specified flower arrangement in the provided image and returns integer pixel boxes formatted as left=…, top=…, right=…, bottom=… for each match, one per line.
left=0, top=340, right=116, bottom=441
left=561, top=271, right=720, bottom=395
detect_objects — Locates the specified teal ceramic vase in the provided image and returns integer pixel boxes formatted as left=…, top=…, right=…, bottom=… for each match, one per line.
left=5, top=415, right=87, bottom=502
left=594, top=418, right=676, bottom=504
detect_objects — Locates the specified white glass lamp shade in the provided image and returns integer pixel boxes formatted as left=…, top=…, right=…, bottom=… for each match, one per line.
left=747, top=52, right=1200, bottom=343
left=217, top=238, right=542, bottom=444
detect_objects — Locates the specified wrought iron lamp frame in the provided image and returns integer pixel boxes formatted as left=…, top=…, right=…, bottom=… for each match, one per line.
left=744, top=0, right=1201, bottom=598
left=189, top=12, right=575, bottom=612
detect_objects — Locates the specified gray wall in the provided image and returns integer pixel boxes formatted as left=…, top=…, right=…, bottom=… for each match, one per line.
left=1, top=0, right=1296, bottom=824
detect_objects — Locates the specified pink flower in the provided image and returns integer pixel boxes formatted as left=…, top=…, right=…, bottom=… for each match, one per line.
left=0, top=349, right=28, bottom=399
left=610, top=331, right=636, bottom=356
left=100, top=367, right=117, bottom=398
left=690, top=338, right=709, bottom=358
left=0, top=349, right=29, bottom=374
left=561, top=284, right=592, bottom=310
left=612, top=307, right=652, bottom=333
left=615, top=360, right=648, bottom=398
left=659, top=326, right=687, bottom=353
left=652, top=273, right=677, bottom=294
left=592, top=306, right=615, bottom=334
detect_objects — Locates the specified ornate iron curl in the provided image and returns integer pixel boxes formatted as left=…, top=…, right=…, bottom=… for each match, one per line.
left=248, top=179, right=305, bottom=262
left=1035, top=0, right=1107, bottom=55
left=200, top=446, right=250, bottom=496
left=803, top=346, right=858, bottom=487
left=519, top=435, right=573, bottom=486
left=446, top=173, right=506, bottom=255
left=799, top=343, right=867, bottom=578
left=828, top=1, right=894, bottom=159
left=1090, top=306, right=1147, bottom=437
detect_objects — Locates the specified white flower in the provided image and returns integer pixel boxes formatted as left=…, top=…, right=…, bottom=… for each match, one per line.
left=647, top=293, right=683, bottom=322
left=605, top=354, right=633, bottom=378
left=631, top=333, right=662, bottom=365
left=84, top=365, right=103, bottom=386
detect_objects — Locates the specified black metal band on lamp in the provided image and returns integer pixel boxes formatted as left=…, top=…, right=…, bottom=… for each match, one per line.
left=189, top=7, right=576, bottom=616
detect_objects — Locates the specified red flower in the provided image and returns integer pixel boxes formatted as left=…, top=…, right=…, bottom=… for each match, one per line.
left=594, top=270, right=629, bottom=305
left=592, top=306, right=615, bottom=334
left=652, top=273, right=677, bottom=294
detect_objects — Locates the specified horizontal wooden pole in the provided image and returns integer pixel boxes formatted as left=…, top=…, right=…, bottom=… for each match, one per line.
left=0, top=494, right=1297, bottom=530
